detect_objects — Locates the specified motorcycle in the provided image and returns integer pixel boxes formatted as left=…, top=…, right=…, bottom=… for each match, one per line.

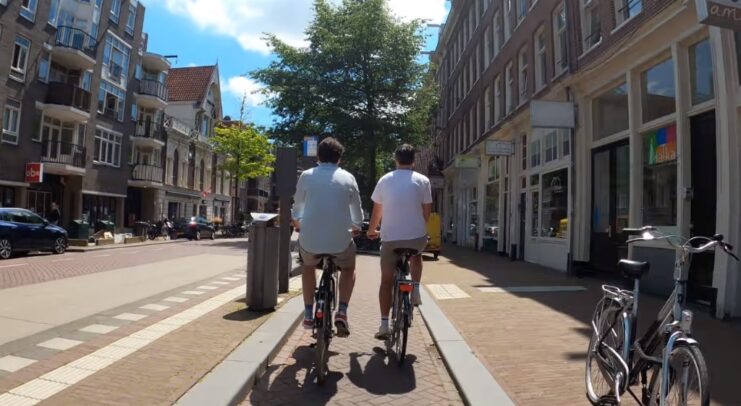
left=147, top=218, right=175, bottom=240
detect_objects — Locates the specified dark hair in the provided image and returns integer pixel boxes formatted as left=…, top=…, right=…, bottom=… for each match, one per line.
left=317, top=137, right=345, bottom=164
left=394, top=144, right=416, bottom=166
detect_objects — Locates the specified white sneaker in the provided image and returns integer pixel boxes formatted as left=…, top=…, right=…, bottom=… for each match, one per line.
left=374, top=324, right=391, bottom=341
left=411, top=286, right=422, bottom=306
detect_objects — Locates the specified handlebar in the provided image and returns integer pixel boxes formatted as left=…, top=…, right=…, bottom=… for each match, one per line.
left=625, top=226, right=739, bottom=261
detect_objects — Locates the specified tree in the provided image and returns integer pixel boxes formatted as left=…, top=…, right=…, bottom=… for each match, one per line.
left=252, top=0, right=434, bottom=202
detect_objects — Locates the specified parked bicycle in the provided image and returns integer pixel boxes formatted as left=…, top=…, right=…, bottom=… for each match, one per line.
left=385, top=248, right=417, bottom=366
left=312, top=254, right=338, bottom=385
left=585, top=226, right=738, bottom=406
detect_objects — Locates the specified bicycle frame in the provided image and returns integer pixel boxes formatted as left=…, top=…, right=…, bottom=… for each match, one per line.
left=315, top=258, right=337, bottom=331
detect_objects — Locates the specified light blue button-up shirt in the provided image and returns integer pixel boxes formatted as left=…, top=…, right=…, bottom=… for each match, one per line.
left=291, top=163, right=364, bottom=254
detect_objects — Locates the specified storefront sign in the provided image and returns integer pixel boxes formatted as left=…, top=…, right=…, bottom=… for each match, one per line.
left=303, top=136, right=318, bottom=157
left=24, top=163, right=43, bottom=183
left=530, top=100, right=575, bottom=129
left=696, top=0, right=741, bottom=30
left=485, top=140, right=514, bottom=156
left=454, top=156, right=480, bottom=169
left=647, top=125, right=677, bottom=165
left=429, top=175, right=444, bottom=189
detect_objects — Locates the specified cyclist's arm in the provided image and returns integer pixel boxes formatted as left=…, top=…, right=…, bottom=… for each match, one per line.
left=421, top=178, right=433, bottom=223
left=368, top=202, right=382, bottom=233
left=349, top=177, right=364, bottom=229
left=291, top=173, right=306, bottom=225
left=422, top=203, right=432, bottom=223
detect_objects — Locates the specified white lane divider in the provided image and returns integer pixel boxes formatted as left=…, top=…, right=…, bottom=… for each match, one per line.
left=1, top=285, right=246, bottom=404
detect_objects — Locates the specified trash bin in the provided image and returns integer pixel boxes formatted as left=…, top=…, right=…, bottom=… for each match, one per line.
left=94, top=219, right=115, bottom=234
left=68, top=220, right=90, bottom=239
left=246, top=212, right=280, bottom=310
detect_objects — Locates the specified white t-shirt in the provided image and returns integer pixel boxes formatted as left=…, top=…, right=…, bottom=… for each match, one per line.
left=371, top=169, right=433, bottom=242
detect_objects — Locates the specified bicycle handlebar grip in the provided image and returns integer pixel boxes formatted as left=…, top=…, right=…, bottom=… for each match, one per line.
left=713, top=234, right=724, bottom=242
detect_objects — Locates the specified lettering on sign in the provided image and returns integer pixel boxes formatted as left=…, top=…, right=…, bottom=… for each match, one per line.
left=696, top=0, right=741, bottom=29
left=25, top=163, right=44, bottom=183
left=485, top=140, right=514, bottom=156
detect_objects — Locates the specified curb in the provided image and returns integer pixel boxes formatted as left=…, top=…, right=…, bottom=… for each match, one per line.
left=175, top=294, right=304, bottom=406
left=418, top=286, right=515, bottom=406
left=66, top=238, right=189, bottom=252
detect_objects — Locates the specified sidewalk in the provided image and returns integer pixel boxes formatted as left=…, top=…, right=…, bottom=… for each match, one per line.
left=241, top=255, right=463, bottom=406
left=421, top=244, right=741, bottom=406
left=66, top=238, right=187, bottom=252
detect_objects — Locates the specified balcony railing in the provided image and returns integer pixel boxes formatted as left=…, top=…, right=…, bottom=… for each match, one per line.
left=131, top=164, right=164, bottom=183
left=45, top=82, right=91, bottom=111
left=134, top=120, right=165, bottom=142
left=138, top=80, right=168, bottom=101
left=55, top=26, right=97, bottom=58
left=41, top=140, right=86, bottom=168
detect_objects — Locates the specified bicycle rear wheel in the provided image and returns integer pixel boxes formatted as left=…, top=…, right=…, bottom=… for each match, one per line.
left=647, top=342, right=709, bottom=406
left=315, top=297, right=331, bottom=385
left=395, top=293, right=410, bottom=366
left=586, top=299, right=628, bottom=404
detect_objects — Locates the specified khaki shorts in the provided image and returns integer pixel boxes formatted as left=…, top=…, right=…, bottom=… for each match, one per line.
left=380, top=236, right=428, bottom=270
left=299, top=241, right=357, bottom=270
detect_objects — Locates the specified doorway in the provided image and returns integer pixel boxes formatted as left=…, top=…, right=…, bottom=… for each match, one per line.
left=689, top=111, right=717, bottom=307
left=590, top=141, right=630, bottom=272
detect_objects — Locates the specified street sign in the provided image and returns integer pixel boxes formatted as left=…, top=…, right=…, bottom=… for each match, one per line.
left=454, top=156, right=480, bottom=169
left=303, top=136, right=318, bottom=157
left=485, top=140, right=514, bottom=156
left=530, top=100, right=575, bottom=129
left=25, top=163, right=43, bottom=183
left=696, top=0, right=741, bottom=29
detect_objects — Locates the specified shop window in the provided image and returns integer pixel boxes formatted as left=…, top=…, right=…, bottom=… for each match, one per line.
left=531, top=190, right=539, bottom=236
left=614, top=0, right=641, bottom=27
left=642, top=125, right=677, bottom=226
left=0, top=186, right=15, bottom=207
left=27, top=190, right=51, bottom=217
left=544, top=131, right=558, bottom=163
left=561, top=130, right=570, bottom=156
left=541, top=168, right=568, bottom=238
left=530, top=139, right=541, bottom=168
left=641, top=58, right=676, bottom=123
left=485, top=175, right=501, bottom=247
left=593, top=83, right=629, bottom=140
left=553, top=3, right=568, bottom=75
left=689, top=39, right=714, bottom=105
left=530, top=174, right=539, bottom=186
left=83, top=194, right=117, bottom=225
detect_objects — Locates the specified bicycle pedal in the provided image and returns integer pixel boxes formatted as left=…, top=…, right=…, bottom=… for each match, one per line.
left=596, top=395, right=619, bottom=406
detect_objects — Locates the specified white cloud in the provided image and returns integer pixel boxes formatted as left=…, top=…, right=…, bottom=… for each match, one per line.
left=223, top=75, right=266, bottom=107
left=149, top=0, right=447, bottom=55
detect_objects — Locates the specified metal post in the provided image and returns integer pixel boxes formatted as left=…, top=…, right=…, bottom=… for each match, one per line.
left=275, top=147, right=297, bottom=293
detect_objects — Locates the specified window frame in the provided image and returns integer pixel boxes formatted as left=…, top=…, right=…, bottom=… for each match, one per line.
left=110, top=0, right=122, bottom=24
left=534, top=26, right=547, bottom=91
left=2, top=99, right=22, bottom=145
left=505, top=62, right=514, bottom=113
left=10, top=35, right=31, bottom=82
left=640, top=57, right=676, bottom=124
left=581, top=0, right=602, bottom=53
left=494, top=75, right=502, bottom=122
left=614, top=0, right=642, bottom=28
left=20, top=0, right=37, bottom=22
left=689, top=38, right=714, bottom=106
left=553, top=3, right=568, bottom=76
left=519, top=46, right=529, bottom=101
left=125, top=3, right=136, bottom=35
left=94, top=127, right=123, bottom=167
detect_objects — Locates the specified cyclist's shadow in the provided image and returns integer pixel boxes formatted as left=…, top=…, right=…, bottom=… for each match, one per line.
left=346, top=347, right=417, bottom=395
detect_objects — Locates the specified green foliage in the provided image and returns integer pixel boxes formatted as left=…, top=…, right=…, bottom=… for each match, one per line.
left=252, top=0, right=436, bottom=200
left=212, top=123, right=275, bottom=181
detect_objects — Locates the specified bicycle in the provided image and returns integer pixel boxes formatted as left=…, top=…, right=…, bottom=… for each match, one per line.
left=385, top=248, right=417, bottom=366
left=585, top=226, right=738, bottom=406
left=312, top=254, right=338, bottom=385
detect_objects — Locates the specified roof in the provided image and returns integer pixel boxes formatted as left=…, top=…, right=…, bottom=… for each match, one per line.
left=166, top=66, right=217, bottom=103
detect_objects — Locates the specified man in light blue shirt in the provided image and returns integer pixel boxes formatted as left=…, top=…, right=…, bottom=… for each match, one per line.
left=292, top=137, right=363, bottom=337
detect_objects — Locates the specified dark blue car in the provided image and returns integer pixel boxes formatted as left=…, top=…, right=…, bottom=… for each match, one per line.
left=0, top=208, right=68, bottom=259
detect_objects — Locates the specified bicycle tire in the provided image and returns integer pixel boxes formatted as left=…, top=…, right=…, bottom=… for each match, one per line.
left=315, top=296, right=332, bottom=385
left=647, top=342, right=709, bottom=406
left=586, top=298, right=628, bottom=404
left=396, top=293, right=410, bottom=366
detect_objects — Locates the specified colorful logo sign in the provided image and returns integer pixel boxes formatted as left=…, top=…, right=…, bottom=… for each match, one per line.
left=25, top=163, right=43, bottom=183
left=646, top=125, right=677, bottom=165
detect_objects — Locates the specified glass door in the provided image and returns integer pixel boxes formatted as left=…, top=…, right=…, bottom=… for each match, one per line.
left=590, top=141, right=630, bottom=271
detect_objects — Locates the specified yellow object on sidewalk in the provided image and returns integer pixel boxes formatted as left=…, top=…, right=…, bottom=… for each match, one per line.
left=425, top=212, right=442, bottom=259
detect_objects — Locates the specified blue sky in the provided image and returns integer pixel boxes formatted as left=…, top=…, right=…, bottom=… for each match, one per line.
left=142, top=0, right=449, bottom=129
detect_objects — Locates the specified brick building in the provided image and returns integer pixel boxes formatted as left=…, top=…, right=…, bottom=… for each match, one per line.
left=423, top=0, right=741, bottom=318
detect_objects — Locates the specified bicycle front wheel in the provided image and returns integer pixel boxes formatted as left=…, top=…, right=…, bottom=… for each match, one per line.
left=395, top=293, right=410, bottom=366
left=648, top=342, right=709, bottom=406
left=585, top=299, right=628, bottom=404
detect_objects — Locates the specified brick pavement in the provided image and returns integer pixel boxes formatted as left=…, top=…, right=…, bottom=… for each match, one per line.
left=0, top=239, right=247, bottom=289
left=242, top=255, right=463, bottom=406
left=421, top=244, right=741, bottom=406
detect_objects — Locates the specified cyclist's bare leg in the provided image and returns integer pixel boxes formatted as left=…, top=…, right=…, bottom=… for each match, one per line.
left=409, top=254, right=422, bottom=282
left=338, top=267, right=356, bottom=305
left=302, top=265, right=316, bottom=306
left=379, top=260, right=395, bottom=318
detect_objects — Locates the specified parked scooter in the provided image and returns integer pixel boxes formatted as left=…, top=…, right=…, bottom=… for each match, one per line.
left=147, top=218, right=175, bottom=240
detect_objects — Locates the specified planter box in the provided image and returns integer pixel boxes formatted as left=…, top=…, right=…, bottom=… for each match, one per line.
left=125, top=236, right=146, bottom=244
left=68, top=239, right=89, bottom=247
left=96, top=238, right=114, bottom=246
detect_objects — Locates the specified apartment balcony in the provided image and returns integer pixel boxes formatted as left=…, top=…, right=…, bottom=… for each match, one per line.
left=36, top=82, right=91, bottom=122
left=41, top=140, right=87, bottom=176
left=129, top=164, right=164, bottom=188
left=131, top=121, right=166, bottom=148
left=142, top=52, right=171, bottom=72
left=52, top=26, right=97, bottom=70
left=136, top=80, right=168, bottom=110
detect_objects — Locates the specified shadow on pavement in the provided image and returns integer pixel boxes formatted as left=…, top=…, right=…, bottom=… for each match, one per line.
left=438, top=243, right=741, bottom=406
left=347, top=348, right=417, bottom=395
left=205, top=239, right=249, bottom=249
left=222, top=303, right=272, bottom=322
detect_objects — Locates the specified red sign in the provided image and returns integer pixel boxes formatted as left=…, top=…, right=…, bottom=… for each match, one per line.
left=25, top=163, right=43, bottom=183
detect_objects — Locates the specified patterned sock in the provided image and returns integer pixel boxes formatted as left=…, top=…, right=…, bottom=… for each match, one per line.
left=381, top=317, right=389, bottom=329
left=304, top=304, right=314, bottom=320
left=338, top=302, right=348, bottom=315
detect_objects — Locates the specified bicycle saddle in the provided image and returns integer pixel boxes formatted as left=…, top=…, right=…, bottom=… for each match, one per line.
left=618, top=259, right=649, bottom=279
left=394, top=248, right=419, bottom=256
left=316, top=254, right=336, bottom=259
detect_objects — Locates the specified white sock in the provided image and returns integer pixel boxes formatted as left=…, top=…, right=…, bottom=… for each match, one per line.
left=381, top=318, right=389, bottom=329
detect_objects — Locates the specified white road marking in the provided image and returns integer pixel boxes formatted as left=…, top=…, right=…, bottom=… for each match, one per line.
left=425, top=284, right=471, bottom=300
left=196, top=285, right=218, bottom=290
left=139, top=304, right=169, bottom=312
left=40, top=365, right=96, bottom=385
left=477, top=286, right=587, bottom=293
left=37, top=338, right=83, bottom=351
left=0, top=263, right=27, bottom=269
left=51, top=258, right=74, bottom=262
left=221, top=276, right=240, bottom=281
left=80, top=324, right=119, bottom=334
left=163, top=296, right=189, bottom=303
left=0, top=355, right=37, bottom=373
left=211, top=281, right=229, bottom=285
left=181, top=290, right=205, bottom=296
left=113, top=313, right=147, bottom=321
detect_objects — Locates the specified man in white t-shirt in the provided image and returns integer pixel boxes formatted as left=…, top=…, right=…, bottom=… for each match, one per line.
left=367, top=144, right=432, bottom=340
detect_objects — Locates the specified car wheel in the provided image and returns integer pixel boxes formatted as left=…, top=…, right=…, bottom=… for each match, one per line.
left=210, top=230, right=216, bottom=240
left=53, top=237, right=67, bottom=254
left=0, top=239, right=12, bottom=260
left=195, top=231, right=201, bottom=241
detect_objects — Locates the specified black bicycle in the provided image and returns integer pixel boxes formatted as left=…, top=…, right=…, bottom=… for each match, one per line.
left=313, top=254, right=338, bottom=384
left=385, top=248, right=416, bottom=366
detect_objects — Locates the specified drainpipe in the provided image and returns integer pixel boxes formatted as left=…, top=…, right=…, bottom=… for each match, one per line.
left=566, top=86, right=578, bottom=276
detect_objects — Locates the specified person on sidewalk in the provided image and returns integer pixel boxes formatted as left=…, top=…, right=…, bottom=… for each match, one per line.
left=47, top=202, right=62, bottom=226
left=367, top=144, right=433, bottom=340
left=291, top=137, right=364, bottom=337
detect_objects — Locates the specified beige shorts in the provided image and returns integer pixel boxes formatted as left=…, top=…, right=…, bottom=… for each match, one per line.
left=380, top=236, right=428, bottom=270
left=299, top=241, right=357, bottom=270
